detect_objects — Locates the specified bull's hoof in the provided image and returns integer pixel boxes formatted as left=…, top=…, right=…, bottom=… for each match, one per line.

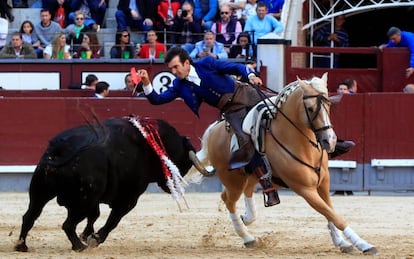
left=79, top=233, right=87, bottom=242
left=14, top=240, right=28, bottom=252
left=363, top=247, right=379, bottom=255
left=340, top=245, right=355, bottom=254
left=244, top=239, right=257, bottom=248
left=87, top=235, right=99, bottom=248
left=73, top=243, right=88, bottom=252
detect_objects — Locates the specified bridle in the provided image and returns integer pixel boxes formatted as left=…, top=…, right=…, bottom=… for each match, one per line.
left=303, top=93, right=333, bottom=134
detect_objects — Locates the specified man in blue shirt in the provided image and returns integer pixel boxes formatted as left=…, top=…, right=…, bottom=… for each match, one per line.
left=380, top=27, right=414, bottom=79
left=139, top=46, right=280, bottom=206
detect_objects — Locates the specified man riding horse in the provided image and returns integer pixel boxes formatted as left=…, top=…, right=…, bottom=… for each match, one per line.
left=138, top=46, right=352, bottom=207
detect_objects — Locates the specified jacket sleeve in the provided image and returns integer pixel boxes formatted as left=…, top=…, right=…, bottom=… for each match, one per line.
left=145, top=81, right=180, bottom=104
left=203, top=0, right=218, bottom=22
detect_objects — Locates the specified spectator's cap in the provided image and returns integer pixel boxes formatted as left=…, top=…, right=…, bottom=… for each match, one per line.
left=245, top=56, right=256, bottom=64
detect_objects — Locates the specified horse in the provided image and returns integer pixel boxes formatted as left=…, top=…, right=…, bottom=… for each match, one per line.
left=185, top=73, right=379, bottom=255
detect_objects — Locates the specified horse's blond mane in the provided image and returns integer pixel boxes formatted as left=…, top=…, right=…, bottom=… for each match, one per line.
left=303, top=73, right=328, bottom=95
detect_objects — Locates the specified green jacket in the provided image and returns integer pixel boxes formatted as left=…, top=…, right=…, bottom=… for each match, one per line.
left=0, top=42, right=37, bottom=59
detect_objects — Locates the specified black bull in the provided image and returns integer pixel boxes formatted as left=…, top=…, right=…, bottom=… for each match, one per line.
left=14, top=116, right=207, bottom=252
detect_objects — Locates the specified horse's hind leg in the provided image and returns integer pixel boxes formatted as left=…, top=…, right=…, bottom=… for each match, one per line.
left=221, top=180, right=255, bottom=247
left=241, top=177, right=258, bottom=226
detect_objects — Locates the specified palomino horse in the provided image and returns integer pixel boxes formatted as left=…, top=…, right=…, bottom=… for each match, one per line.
left=186, top=73, right=378, bottom=255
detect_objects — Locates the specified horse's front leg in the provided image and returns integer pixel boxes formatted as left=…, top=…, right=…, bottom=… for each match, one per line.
left=221, top=187, right=255, bottom=247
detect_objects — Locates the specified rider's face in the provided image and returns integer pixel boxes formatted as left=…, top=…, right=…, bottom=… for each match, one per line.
left=168, top=56, right=190, bottom=79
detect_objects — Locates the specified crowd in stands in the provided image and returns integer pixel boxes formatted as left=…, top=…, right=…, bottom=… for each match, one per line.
left=0, top=0, right=286, bottom=61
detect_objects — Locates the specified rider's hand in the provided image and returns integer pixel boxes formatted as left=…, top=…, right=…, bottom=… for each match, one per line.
left=138, top=69, right=150, bottom=85
left=406, top=67, right=414, bottom=78
left=249, top=74, right=262, bottom=86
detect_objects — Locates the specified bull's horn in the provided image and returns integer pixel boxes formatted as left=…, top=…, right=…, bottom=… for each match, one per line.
left=188, top=150, right=215, bottom=177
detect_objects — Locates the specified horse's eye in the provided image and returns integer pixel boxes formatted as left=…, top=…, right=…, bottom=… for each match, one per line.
left=307, top=107, right=314, bottom=113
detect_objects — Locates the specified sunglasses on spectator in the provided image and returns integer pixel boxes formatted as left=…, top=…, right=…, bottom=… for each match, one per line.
left=221, top=11, right=230, bottom=14
left=75, top=17, right=84, bottom=20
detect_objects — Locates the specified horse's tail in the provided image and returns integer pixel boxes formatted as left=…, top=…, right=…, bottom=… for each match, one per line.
left=185, top=120, right=219, bottom=184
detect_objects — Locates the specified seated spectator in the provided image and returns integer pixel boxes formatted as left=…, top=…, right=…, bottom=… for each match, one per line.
left=241, top=0, right=257, bottom=24
left=219, top=0, right=246, bottom=25
left=115, top=0, right=156, bottom=32
left=190, top=31, right=228, bottom=59
left=193, top=0, right=218, bottom=31
left=43, top=0, right=72, bottom=28
left=403, top=84, right=414, bottom=93
left=0, top=0, right=14, bottom=22
left=135, top=30, right=166, bottom=59
left=20, top=20, right=43, bottom=58
left=211, top=4, right=242, bottom=53
left=170, top=1, right=203, bottom=54
left=43, top=31, right=71, bottom=59
left=261, top=0, right=284, bottom=20
left=65, top=10, right=95, bottom=51
left=0, top=32, right=37, bottom=59
left=228, top=32, right=253, bottom=58
left=0, top=17, right=8, bottom=50
left=244, top=1, right=283, bottom=45
left=337, top=82, right=349, bottom=95
left=123, top=73, right=144, bottom=96
left=68, top=0, right=106, bottom=29
left=34, top=9, right=63, bottom=54
left=110, top=30, right=136, bottom=59
left=72, top=31, right=101, bottom=58
left=155, top=0, right=181, bottom=30
left=94, top=81, right=110, bottom=98
left=342, top=78, right=357, bottom=93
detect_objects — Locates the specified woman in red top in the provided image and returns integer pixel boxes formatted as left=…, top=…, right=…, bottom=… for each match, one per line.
left=135, top=30, right=167, bottom=59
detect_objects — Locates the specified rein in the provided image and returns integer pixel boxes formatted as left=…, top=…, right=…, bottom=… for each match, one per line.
left=251, top=83, right=329, bottom=175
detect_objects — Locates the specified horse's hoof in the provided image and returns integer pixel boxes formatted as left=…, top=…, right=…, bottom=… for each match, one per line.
left=340, top=245, right=355, bottom=254
left=240, top=215, right=255, bottom=226
left=363, top=246, right=379, bottom=255
left=87, top=235, right=99, bottom=248
left=14, top=240, right=28, bottom=252
left=244, top=239, right=257, bottom=248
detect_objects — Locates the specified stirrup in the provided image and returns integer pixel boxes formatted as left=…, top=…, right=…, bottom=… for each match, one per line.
left=262, top=187, right=280, bottom=207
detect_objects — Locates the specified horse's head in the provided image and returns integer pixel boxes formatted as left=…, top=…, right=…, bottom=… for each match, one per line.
left=297, top=73, right=337, bottom=153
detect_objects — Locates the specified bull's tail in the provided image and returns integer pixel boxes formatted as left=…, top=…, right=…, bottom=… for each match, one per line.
left=185, top=121, right=218, bottom=184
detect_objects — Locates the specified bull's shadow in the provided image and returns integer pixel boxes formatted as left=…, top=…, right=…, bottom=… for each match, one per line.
left=14, top=116, right=202, bottom=252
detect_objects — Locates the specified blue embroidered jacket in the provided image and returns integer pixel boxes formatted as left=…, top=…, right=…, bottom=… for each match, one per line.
left=146, top=56, right=254, bottom=116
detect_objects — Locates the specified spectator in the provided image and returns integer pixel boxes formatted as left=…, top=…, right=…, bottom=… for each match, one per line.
left=43, top=31, right=71, bottom=59
left=190, top=31, right=228, bottom=59
left=313, top=14, right=349, bottom=68
left=261, top=0, right=284, bottom=20
left=0, top=32, right=37, bottom=59
left=155, top=0, right=181, bottom=31
left=0, top=17, right=8, bottom=50
left=72, top=31, right=101, bottom=58
left=34, top=9, right=63, bottom=53
left=228, top=31, right=253, bottom=58
left=20, top=20, right=43, bottom=58
left=68, top=0, right=106, bottom=29
left=135, top=30, right=166, bottom=59
left=110, top=29, right=136, bottom=59
left=211, top=4, right=242, bottom=53
left=124, top=73, right=144, bottom=96
left=244, top=1, right=283, bottom=45
left=13, top=0, right=28, bottom=8
left=65, top=10, right=94, bottom=51
left=0, top=0, right=14, bottom=22
left=219, top=0, right=245, bottom=25
left=170, top=1, right=203, bottom=54
left=42, top=0, right=72, bottom=28
left=241, top=0, right=257, bottom=25
left=115, top=0, right=156, bottom=31
left=69, top=73, right=98, bottom=89
left=379, top=27, right=414, bottom=79
left=94, top=81, right=110, bottom=98
left=193, top=0, right=218, bottom=31
left=336, top=82, right=349, bottom=95
left=343, top=78, right=357, bottom=93
left=403, top=84, right=414, bottom=93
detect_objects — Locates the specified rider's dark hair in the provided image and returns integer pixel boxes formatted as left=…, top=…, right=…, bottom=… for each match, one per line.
left=165, top=47, right=193, bottom=64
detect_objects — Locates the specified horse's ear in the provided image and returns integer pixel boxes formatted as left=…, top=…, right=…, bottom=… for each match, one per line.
left=296, top=76, right=305, bottom=87
left=321, top=72, right=328, bottom=84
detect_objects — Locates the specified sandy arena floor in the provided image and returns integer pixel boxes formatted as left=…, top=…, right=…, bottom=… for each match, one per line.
left=1, top=191, right=413, bottom=258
